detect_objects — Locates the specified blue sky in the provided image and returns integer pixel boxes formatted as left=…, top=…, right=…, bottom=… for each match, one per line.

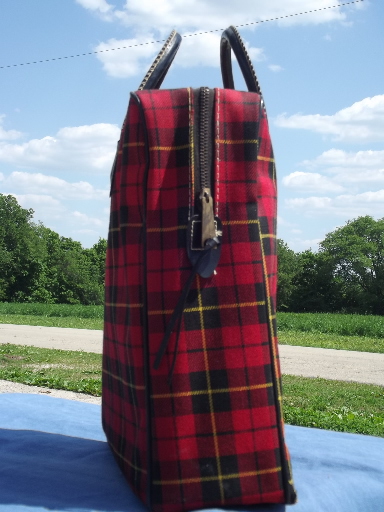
left=0, top=0, right=382, bottom=251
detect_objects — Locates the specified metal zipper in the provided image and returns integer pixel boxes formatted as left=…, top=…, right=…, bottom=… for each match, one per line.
left=199, top=87, right=216, bottom=247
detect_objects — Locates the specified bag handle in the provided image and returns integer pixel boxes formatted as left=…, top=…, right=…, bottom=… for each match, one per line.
left=220, top=26, right=261, bottom=94
left=138, top=30, right=182, bottom=90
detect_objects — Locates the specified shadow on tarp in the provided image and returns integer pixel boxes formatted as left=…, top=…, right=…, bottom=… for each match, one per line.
left=0, top=428, right=142, bottom=512
left=0, top=428, right=285, bottom=512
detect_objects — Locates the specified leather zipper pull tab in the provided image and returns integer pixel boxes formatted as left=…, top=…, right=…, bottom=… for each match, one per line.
left=200, top=188, right=216, bottom=247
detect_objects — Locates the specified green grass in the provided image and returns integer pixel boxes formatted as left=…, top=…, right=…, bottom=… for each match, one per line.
left=0, top=302, right=103, bottom=330
left=0, top=302, right=103, bottom=319
left=2, top=304, right=384, bottom=353
left=0, top=314, right=102, bottom=330
left=282, top=375, right=384, bottom=437
left=278, top=311, right=384, bottom=338
left=0, top=343, right=101, bottom=396
left=278, top=331, right=384, bottom=354
left=0, top=343, right=383, bottom=437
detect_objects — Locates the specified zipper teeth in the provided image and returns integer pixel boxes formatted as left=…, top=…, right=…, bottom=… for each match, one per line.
left=199, top=87, right=210, bottom=190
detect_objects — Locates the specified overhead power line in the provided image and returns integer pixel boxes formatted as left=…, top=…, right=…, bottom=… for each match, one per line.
left=0, top=0, right=364, bottom=70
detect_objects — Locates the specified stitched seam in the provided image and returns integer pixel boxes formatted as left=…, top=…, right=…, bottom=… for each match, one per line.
left=215, top=88, right=220, bottom=217
left=188, top=87, right=193, bottom=221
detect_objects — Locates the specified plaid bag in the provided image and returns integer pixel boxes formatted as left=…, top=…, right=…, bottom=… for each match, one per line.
left=102, top=26, right=297, bottom=512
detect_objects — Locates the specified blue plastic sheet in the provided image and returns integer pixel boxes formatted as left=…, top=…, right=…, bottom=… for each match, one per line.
left=0, top=393, right=383, bottom=511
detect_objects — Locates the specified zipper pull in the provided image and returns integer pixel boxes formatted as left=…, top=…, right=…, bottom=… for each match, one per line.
left=200, top=188, right=216, bottom=247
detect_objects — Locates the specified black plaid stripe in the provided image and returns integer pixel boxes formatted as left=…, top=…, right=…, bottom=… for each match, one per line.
left=103, top=86, right=297, bottom=511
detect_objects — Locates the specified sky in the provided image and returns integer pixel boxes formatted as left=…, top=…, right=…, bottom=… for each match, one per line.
left=0, top=0, right=382, bottom=252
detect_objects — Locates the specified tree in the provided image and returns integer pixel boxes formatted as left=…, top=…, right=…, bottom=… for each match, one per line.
left=320, top=216, right=384, bottom=315
left=288, top=250, right=343, bottom=313
left=0, top=194, right=42, bottom=302
left=277, top=239, right=297, bottom=310
left=0, top=194, right=107, bottom=305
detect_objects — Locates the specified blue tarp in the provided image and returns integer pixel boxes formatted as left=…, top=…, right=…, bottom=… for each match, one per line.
left=0, top=393, right=383, bottom=511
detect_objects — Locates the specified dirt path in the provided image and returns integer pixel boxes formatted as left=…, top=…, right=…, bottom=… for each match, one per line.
left=1, top=324, right=383, bottom=404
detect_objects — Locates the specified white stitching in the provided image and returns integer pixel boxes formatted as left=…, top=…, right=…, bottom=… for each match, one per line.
left=188, top=88, right=193, bottom=221
left=215, top=88, right=220, bottom=217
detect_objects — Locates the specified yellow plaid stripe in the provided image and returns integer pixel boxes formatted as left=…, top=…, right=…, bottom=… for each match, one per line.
left=257, top=155, right=275, bottom=163
left=152, top=382, right=272, bottom=399
left=222, top=220, right=276, bottom=232
left=148, top=301, right=265, bottom=316
left=215, top=139, right=258, bottom=145
left=153, top=466, right=281, bottom=485
left=149, top=144, right=190, bottom=151
left=196, top=275, right=225, bottom=503
left=110, top=442, right=147, bottom=474
left=102, top=369, right=145, bottom=391
left=147, top=225, right=187, bottom=233
left=257, top=222, right=284, bottom=408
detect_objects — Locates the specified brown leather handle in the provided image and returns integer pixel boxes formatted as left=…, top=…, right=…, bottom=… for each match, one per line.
left=138, top=30, right=182, bottom=90
left=220, top=26, right=261, bottom=94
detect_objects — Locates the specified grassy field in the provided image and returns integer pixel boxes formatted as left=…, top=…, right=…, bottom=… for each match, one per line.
left=0, top=303, right=103, bottom=330
left=1, top=303, right=384, bottom=353
left=0, top=343, right=101, bottom=396
left=278, top=311, right=384, bottom=338
left=1, top=342, right=383, bottom=438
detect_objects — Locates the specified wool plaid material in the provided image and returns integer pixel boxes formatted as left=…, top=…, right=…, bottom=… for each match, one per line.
left=103, top=26, right=296, bottom=512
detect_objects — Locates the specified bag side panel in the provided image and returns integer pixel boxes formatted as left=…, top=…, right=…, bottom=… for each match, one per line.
left=136, top=87, right=296, bottom=512
left=215, top=89, right=296, bottom=504
left=102, top=97, right=149, bottom=504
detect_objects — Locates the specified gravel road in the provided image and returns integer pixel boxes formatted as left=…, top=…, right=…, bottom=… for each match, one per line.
left=1, top=324, right=383, bottom=403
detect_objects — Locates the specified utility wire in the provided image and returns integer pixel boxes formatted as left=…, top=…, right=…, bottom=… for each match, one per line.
left=0, top=0, right=364, bottom=70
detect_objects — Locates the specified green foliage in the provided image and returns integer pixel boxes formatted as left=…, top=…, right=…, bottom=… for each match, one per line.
left=288, top=250, right=343, bottom=313
left=0, top=194, right=107, bottom=305
left=0, top=195, right=42, bottom=302
left=320, top=216, right=384, bottom=315
left=277, top=239, right=297, bottom=310
left=1, top=195, right=384, bottom=315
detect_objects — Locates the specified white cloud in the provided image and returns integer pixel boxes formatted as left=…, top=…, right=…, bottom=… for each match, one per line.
left=0, top=123, right=119, bottom=172
left=94, top=36, right=159, bottom=78
left=81, top=0, right=356, bottom=77
left=275, top=95, right=384, bottom=143
left=95, top=32, right=264, bottom=77
left=282, top=171, right=345, bottom=192
left=4, top=172, right=108, bottom=200
left=13, top=194, right=65, bottom=219
left=81, top=0, right=350, bottom=32
left=72, top=211, right=104, bottom=226
left=303, top=149, right=384, bottom=170
left=75, top=0, right=114, bottom=18
left=297, top=149, right=384, bottom=186
left=0, top=115, right=22, bottom=141
left=268, top=64, right=283, bottom=72
left=286, top=189, right=384, bottom=218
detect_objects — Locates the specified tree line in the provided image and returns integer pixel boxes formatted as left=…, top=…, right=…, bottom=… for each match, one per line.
left=0, top=194, right=106, bottom=305
left=278, top=215, right=384, bottom=315
left=1, top=194, right=383, bottom=313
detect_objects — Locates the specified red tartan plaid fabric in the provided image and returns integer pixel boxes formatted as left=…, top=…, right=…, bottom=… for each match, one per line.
left=102, top=87, right=297, bottom=511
